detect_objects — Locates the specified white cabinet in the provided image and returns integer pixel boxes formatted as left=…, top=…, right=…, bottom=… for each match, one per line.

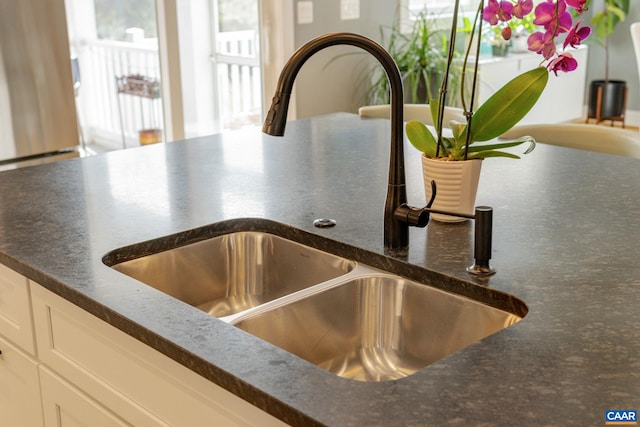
left=0, top=264, right=288, bottom=427
left=0, top=263, right=36, bottom=354
left=40, top=366, right=131, bottom=427
left=0, top=263, right=43, bottom=426
left=0, top=334, right=44, bottom=427
left=474, top=45, right=588, bottom=125
left=31, top=286, right=168, bottom=426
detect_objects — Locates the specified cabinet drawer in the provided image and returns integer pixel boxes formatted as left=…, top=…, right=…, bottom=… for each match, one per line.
left=0, top=334, right=44, bottom=427
left=40, top=366, right=131, bottom=427
left=0, top=263, right=36, bottom=354
left=31, top=284, right=287, bottom=427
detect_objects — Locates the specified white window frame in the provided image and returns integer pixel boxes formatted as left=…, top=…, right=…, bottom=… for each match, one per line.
left=406, top=0, right=476, bottom=13
left=154, top=0, right=293, bottom=138
left=400, top=0, right=478, bottom=33
left=404, top=0, right=545, bottom=19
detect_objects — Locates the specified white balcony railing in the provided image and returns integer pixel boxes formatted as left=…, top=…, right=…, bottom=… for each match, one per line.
left=215, top=30, right=262, bottom=130
left=79, top=39, right=163, bottom=147
left=77, top=30, right=262, bottom=148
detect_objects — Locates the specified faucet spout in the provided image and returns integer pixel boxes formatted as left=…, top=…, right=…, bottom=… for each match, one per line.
left=262, top=32, right=413, bottom=255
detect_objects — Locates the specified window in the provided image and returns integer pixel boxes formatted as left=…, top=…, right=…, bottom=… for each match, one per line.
left=407, top=0, right=545, bottom=15
left=94, top=0, right=157, bottom=41
left=400, top=0, right=477, bottom=34
left=406, top=0, right=476, bottom=14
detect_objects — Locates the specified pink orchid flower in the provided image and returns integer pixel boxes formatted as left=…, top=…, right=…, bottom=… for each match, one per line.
left=528, top=31, right=556, bottom=59
left=547, top=52, right=578, bottom=75
left=549, top=11, right=573, bottom=35
left=533, top=0, right=560, bottom=27
left=513, top=0, right=534, bottom=19
left=481, top=0, right=590, bottom=75
left=565, top=0, right=588, bottom=14
left=483, top=0, right=514, bottom=25
left=563, top=19, right=592, bottom=49
left=533, top=0, right=573, bottom=36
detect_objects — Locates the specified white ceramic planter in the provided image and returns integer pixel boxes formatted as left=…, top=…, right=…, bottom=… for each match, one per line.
left=422, top=156, right=483, bottom=222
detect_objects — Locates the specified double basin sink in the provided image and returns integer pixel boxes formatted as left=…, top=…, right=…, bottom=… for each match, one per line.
left=103, top=219, right=526, bottom=382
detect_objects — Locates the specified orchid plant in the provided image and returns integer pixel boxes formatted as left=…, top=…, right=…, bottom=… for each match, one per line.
left=406, top=0, right=591, bottom=161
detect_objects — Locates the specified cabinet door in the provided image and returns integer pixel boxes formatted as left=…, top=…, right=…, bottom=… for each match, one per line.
left=0, top=334, right=44, bottom=427
left=40, top=366, right=130, bottom=427
left=32, top=283, right=287, bottom=427
left=0, top=263, right=36, bottom=354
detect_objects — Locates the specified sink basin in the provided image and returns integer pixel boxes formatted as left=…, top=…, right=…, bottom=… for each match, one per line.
left=105, top=219, right=527, bottom=382
left=109, top=231, right=356, bottom=317
left=232, top=274, right=521, bottom=381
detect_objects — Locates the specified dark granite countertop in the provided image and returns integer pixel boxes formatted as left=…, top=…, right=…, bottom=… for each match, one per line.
left=0, top=113, right=638, bottom=426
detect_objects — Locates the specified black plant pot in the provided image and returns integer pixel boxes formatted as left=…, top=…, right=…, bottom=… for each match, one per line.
left=588, top=80, right=627, bottom=120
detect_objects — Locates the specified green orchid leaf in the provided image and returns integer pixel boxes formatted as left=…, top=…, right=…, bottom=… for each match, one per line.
left=429, top=100, right=440, bottom=131
left=468, top=150, right=521, bottom=159
left=406, top=120, right=437, bottom=157
left=466, top=137, right=536, bottom=153
left=426, top=100, right=456, bottom=156
left=450, top=121, right=466, bottom=141
left=436, top=138, right=454, bottom=157
left=466, top=67, right=548, bottom=142
left=441, top=136, right=454, bottom=153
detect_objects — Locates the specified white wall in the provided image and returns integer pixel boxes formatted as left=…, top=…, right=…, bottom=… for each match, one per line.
left=291, top=1, right=398, bottom=119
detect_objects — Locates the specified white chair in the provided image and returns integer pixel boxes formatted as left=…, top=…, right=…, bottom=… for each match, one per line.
left=500, top=123, right=640, bottom=159
left=358, top=104, right=466, bottom=126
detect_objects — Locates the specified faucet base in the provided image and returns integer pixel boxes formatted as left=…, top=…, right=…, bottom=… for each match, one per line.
left=467, top=263, right=496, bottom=277
left=383, top=246, right=409, bottom=260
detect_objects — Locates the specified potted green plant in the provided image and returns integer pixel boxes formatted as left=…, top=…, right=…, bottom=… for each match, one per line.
left=406, top=0, right=591, bottom=222
left=406, top=68, right=545, bottom=221
left=367, top=9, right=466, bottom=106
left=587, top=0, right=630, bottom=124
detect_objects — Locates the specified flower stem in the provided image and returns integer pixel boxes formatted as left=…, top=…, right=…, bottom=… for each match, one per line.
left=436, top=0, right=462, bottom=157
left=460, top=1, right=485, bottom=111
left=462, top=0, right=485, bottom=160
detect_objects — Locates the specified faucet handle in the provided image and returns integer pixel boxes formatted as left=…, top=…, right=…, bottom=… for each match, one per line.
left=425, top=180, right=437, bottom=208
left=394, top=181, right=437, bottom=228
left=394, top=181, right=496, bottom=276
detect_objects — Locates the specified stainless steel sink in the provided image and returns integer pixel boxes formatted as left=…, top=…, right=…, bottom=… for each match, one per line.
left=105, top=219, right=527, bottom=382
left=109, top=231, right=356, bottom=317
left=232, top=274, right=521, bottom=381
